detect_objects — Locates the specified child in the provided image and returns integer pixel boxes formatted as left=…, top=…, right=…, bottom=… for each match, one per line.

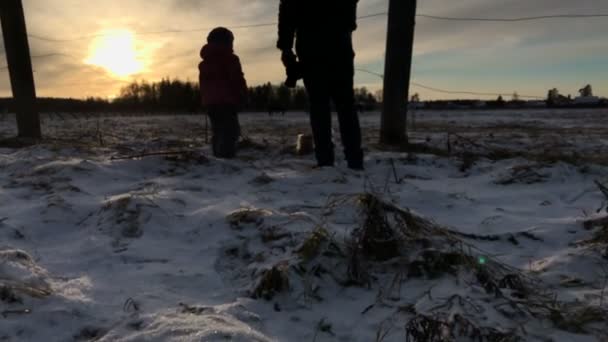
left=199, top=27, right=248, bottom=158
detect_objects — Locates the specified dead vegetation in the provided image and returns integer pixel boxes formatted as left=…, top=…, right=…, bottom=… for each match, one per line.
left=582, top=218, right=608, bottom=247
left=74, top=327, right=105, bottom=341
left=249, top=173, right=275, bottom=186
left=0, top=285, right=22, bottom=304
left=405, top=313, right=521, bottom=342
left=355, top=195, right=401, bottom=262
left=226, top=208, right=273, bottom=229
left=495, top=164, right=550, bottom=185
left=0, top=249, right=53, bottom=302
left=218, top=193, right=608, bottom=340
left=580, top=181, right=608, bottom=258
left=296, top=227, right=329, bottom=261
left=96, top=194, right=161, bottom=249
left=101, top=196, right=143, bottom=239
left=353, top=194, right=608, bottom=339
left=252, top=264, right=290, bottom=300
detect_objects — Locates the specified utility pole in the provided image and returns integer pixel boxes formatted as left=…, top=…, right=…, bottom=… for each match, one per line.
left=0, top=0, right=41, bottom=139
left=380, top=0, right=417, bottom=146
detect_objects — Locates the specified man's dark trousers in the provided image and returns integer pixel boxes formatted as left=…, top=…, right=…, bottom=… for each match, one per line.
left=301, top=55, right=363, bottom=168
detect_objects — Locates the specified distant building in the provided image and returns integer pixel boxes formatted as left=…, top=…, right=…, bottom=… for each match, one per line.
left=573, top=84, right=600, bottom=105
left=574, top=96, right=601, bottom=105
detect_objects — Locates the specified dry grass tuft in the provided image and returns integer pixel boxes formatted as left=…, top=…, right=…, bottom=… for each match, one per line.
left=226, top=208, right=273, bottom=229
left=405, top=313, right=521, bottom=342
left=296, top=227, right=329, bottom=261
left=252, top=264, right=290, bottom=300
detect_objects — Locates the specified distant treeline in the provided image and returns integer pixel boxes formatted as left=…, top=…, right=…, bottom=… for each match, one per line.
left=0, top=79, right=379, bottom=113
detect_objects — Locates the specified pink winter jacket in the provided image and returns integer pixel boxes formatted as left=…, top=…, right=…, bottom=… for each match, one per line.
left=199, top=43, right=248, bottom=107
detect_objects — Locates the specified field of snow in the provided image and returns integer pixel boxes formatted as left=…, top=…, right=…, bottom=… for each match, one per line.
left=1, top=109, right=608, bottom=341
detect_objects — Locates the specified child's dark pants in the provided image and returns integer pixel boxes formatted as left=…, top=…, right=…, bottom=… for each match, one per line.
left=208, top=106, right=240, bottom=158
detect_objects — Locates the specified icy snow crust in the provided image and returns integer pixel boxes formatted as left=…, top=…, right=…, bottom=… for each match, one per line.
left=1, top=110, right=607, bottom=341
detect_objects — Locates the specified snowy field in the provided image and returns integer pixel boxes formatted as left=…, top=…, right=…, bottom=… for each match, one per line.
left=1, top=109, right=608, bottom=341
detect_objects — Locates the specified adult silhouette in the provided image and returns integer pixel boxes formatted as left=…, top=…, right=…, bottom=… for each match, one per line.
left=278, top=0, right=364, bottom=170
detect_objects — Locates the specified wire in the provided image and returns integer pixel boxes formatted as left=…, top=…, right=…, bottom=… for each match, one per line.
left=20, top=66, right=542, bottom=99
left=28, top=33, right=117, bottom=43
left=28, top=11, right=387, bottom=43
left=410, top=82, right=543, bottom=99
left=356, top=68, right=384, bottom=79
left=356, top=68, right=543, bottom=99
left=28, top=23, right=280, bottom=42
left=41, top=79, right=131, bottom=88
left=357, top=12, right=388, bottom=20
left=417, top=13, right=608, bottom=22
left=0, top=53, right=73, bottom=72
left=28, top=10, right=608, bottom=43
left=31, top=53, right=71, bottom=58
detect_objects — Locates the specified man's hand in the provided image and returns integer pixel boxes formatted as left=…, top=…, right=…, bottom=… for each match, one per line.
left=281, top=50, right=297, bottom=68
left=281, top=50, right=302, bottom=88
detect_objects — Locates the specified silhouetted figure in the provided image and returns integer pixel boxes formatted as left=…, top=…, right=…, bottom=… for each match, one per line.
left=199, top=27, right=248, bottom=158
left=278, top=0, right=363, bottom=170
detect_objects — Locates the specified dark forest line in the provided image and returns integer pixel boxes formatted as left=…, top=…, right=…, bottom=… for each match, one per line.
left=0, top=79, right=379, bottom=114
left=1, top=79, right=605, bottom=114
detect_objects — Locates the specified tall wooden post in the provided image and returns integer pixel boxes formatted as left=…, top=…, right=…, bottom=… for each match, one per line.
left=0, top=0, right=41, bottom=139
left=380, top=0, right=416, bottom=146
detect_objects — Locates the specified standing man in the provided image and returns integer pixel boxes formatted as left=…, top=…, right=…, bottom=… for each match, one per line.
left=278, top=0, right=364, bottom=170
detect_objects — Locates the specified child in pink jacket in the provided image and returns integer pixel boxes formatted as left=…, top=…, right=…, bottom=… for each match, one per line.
left=199, top=27, right=248, bottom=158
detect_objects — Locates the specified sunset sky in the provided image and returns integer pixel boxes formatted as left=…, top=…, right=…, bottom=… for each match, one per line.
left=1, top=0, right=607, bottom=100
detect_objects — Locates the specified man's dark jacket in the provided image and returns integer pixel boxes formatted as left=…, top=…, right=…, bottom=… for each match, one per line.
left=277, top=0, right=358, bottom=61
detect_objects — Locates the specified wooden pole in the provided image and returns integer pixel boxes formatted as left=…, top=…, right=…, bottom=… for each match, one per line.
left=0, top=0, right=41, bottom=139
left=380, top=0, right=416, bottom=146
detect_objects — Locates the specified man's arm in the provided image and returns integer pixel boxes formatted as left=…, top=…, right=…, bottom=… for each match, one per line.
left=277, top=0, right=296, bottom=51
left=349, top=0, right=359, bottom=31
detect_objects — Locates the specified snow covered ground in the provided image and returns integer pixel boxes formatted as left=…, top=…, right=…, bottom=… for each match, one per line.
left=1, top=110, right=608, bottom=341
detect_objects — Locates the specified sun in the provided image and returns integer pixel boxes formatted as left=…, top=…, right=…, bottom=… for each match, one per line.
left=85, top=29, right=143, bottom=78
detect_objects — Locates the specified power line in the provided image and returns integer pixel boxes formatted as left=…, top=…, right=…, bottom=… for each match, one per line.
left=28, top=11, right=388, bottom=43
left=6, top=66, right=544, bottom=99
left=44, top=79, right=131, bottom=88
left=357, top=12, right=388, bottom=20
left=28, top=23, right=279, bottom=42
left=31, top=53, right=71, bottom=58
left=410, top=82, right=543, bottom=99
left=356, top=68, right=384, bottom=79
left=417, top=13, right=608, bottom=22
left=28, top=33, right=115, bottom=43
left=356, top=68, right=543, bottom=99
left=27, top=11, right=608, bottom=42
left=1, top=53, right=75, bottom=72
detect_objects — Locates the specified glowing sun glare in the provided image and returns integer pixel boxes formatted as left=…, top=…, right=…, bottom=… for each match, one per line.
left=85, top=29, right=143, bottom=77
